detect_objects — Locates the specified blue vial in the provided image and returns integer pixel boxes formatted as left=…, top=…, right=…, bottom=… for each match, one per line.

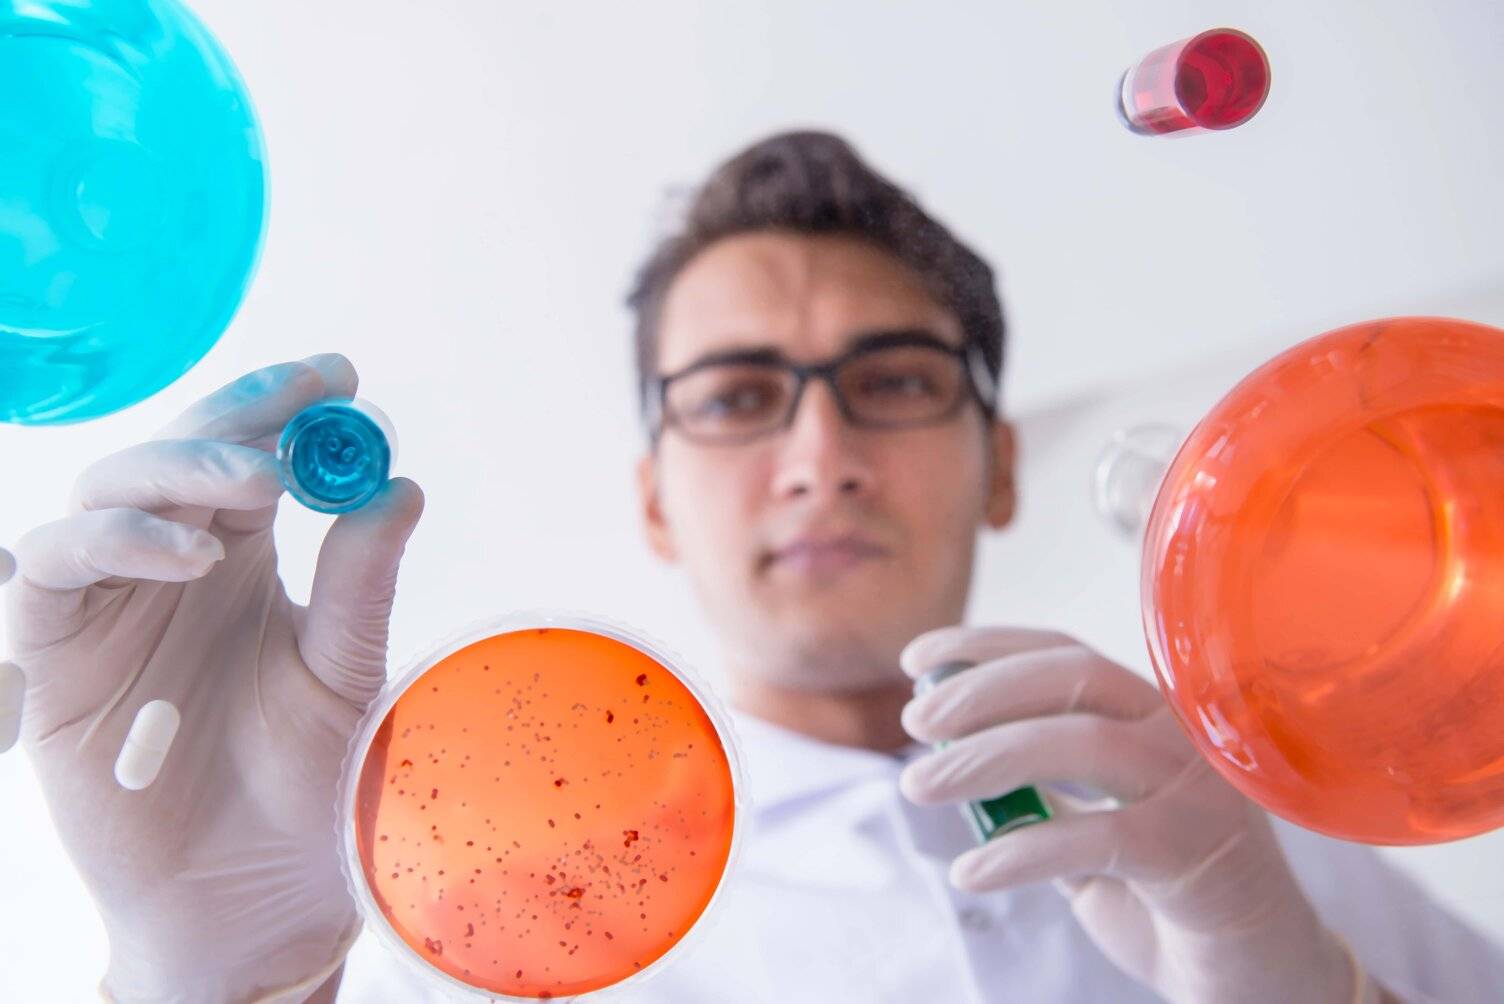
left=0, top=0, right=266, bottom=425
left=277, top=400, right=396, bottom=514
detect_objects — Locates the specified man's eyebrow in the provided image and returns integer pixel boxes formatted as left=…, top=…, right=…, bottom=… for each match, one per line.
left=842, top=327, right=958, bottom=353
left=671, top=344, right=789, bottom=373
left=667, top=327, right=958, bottom=376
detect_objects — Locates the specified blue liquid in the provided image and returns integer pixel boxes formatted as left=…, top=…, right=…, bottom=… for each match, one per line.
left=278, top=402, right=392, bottom=514
left=0, top=0, right=266, bottom=425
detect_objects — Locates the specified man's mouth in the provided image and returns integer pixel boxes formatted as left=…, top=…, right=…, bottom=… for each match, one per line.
left=762, top=534, right=889, bottom=578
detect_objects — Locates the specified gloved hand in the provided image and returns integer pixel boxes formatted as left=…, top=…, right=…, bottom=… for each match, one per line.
left=0, top=548, right=16, bottom=753
left=898, top=626, right=1378, bottom=1004
left=5, top=357, right=424, bottom=1004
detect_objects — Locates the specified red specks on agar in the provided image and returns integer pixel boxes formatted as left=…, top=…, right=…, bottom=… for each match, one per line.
left=353, top=626, right=736, bottom=999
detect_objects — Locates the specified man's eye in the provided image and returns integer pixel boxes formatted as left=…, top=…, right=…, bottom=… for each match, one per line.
left=692, top=382, right=780, bottom=420
left=857, top=372, right=939, bottom=398
left=711, top=387, right=769, bottom=413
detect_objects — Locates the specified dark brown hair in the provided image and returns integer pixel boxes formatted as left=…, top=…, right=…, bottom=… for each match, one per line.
left=626, top=129, right=1006, bottom=419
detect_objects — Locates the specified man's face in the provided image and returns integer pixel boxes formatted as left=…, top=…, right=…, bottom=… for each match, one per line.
left=637, top=232, right=1016, bottom=693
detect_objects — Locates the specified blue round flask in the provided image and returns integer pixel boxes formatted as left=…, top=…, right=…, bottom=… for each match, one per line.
left=0, top=0, right=266, bottom=424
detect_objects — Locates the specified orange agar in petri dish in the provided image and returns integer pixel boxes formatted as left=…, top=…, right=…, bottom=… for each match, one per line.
left=350, top=624, right=738, bottom=998
left=1143, top=317, right=1504, bottom=844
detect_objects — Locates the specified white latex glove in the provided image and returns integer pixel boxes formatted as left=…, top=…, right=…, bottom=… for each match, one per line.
left=898, top=626, right=1377, bottom=1004
left=0, top=548, right=17, bottom=753
left=5, top=357, right=425, bottom=1004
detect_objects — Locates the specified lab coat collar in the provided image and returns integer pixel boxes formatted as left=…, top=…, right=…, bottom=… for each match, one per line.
left=727, top=708, right=925, bottom=812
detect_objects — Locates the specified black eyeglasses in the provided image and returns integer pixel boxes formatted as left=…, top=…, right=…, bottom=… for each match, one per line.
left=646, top=330, right=998, bottom=446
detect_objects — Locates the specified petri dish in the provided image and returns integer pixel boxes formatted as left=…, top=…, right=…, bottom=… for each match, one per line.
left=340, top=613, right=746, bottom=1000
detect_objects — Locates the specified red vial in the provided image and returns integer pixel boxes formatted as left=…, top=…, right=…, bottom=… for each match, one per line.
left=1118, top=28, right=1270, bottom=135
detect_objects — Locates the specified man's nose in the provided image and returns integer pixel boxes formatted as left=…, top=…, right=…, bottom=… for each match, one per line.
left=769, top=380, right=874, bottom=502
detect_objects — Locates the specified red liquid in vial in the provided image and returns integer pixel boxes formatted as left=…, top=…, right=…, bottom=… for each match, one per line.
left=1144, top=318, right=1504, bottom=844
left=353, top=627, right=737, bottom=997
left=1120, top=28, right=1270, bottom=134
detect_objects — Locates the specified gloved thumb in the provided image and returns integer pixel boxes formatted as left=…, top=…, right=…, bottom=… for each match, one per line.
left=301, top=477, right=425, bottom=707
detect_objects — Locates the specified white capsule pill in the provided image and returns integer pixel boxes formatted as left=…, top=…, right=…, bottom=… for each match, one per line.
left=0, top=546, right=15, bottom=585
left=114, top=699, right=181, bottom=790
left=0, top=662, right=24, bottom=754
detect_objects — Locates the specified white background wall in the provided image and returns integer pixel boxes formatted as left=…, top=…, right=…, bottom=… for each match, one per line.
left=3, top=0, right=1504, bottom=997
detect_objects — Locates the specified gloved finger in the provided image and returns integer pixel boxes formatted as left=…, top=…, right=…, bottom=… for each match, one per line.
left=1043, top=782, right=1121, bottom=818
left=212, top=495, right=283, bottom=536
left=154, top=354, right=358, bottom=449
left=1054, top=876, right=1158, bottom=974
left=899, top=713, right=1185, bottom=806
left=898, top=625, right=1077, bottom=681
left=949, top=809, right=1129, bottom=892
left=15, top=510, right=225, bottom=590
left=69, top=440, right=284, bottom=516
left=300, top=478, right=425, bottom=707
left=902, top=644, right=1164, bottom=743
left=7, top=510, right=224, bottom=648
left=0, top=661, right=23, bottom=753
left=0, top=546, right=14, bottom=584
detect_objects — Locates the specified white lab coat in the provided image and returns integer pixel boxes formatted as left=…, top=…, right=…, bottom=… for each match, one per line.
left=339, top=710, right=1504, bottom=1002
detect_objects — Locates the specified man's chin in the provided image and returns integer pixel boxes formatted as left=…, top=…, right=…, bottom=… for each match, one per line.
left=758, top=560, right=899, bottom=602
left=733, top=608, right=916, bottom=693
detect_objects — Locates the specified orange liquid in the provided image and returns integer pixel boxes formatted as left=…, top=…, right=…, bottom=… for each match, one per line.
left=1145, top=317, right=1504, bottom=844
left=353, top=627, right=737, bottom=997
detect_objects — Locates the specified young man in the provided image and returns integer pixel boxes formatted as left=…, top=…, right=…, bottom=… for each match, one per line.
left=7, top=132, right=1500, bottom=1002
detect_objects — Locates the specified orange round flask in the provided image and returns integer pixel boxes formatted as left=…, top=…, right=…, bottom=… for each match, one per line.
left=1140, top=317, right=1504, bottom=844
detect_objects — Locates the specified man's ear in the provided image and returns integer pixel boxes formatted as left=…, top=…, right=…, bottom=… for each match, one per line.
left=636, top=453, right=679, bottom=562
left=985, top=418, right=1018, bottom=530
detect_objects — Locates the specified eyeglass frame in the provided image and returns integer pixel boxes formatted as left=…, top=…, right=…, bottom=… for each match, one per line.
left=643, top=328, right=1000, bottom=446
